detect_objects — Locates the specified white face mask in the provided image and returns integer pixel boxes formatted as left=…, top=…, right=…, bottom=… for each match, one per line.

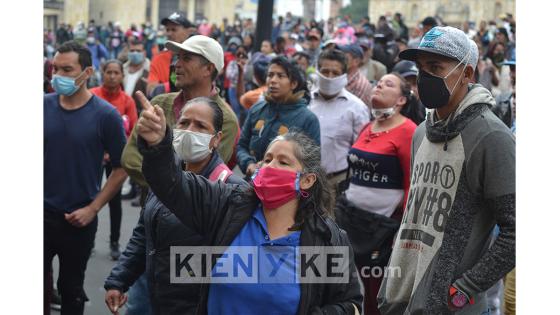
left=371, top=106, right=396, bottom=121
left=173, top=129, right=214, bottom=163
left=316, top=71, right=347, bottom=96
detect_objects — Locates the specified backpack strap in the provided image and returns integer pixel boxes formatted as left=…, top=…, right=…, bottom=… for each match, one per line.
left=209, top=163, right=233, bottom=183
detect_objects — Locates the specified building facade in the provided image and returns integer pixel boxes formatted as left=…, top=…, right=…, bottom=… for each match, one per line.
left=368, top=0, right=515, bottom=28
left=44, top=0, right=89, bottom=31
left=44, top=0, right=238, bottom=31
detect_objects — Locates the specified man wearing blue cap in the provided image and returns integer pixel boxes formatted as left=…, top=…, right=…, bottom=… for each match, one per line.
left=377, top=26, right=515, bottom=315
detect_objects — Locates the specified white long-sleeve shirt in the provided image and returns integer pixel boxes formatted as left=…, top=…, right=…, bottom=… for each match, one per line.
left=309, top=88, right=370, bottom=174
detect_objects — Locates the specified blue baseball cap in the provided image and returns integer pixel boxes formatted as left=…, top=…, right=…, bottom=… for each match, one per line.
left=339, top=44, right=364, bottom=59
left=392, top=60, right=419, bottom=78
left=399, top=26, right=478, bottom=68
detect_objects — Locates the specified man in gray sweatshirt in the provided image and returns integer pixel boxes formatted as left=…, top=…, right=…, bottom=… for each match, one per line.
left=377, top=26, right=515, bottom=315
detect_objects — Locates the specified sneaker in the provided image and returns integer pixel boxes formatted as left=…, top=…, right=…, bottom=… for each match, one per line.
left=121, top=177, right=132, bottom=196
left=122, top=183, right=137, bottom=200
left=110, top=241, right=120, bottom=261
left=50, top=289, right=62, bottom=310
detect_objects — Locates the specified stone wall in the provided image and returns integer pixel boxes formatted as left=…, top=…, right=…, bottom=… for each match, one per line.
left=63, top=0, right=90, bottom=26
left=89, top=0, right=148, bottom=28
left=368, top=0, right=516, bottom=28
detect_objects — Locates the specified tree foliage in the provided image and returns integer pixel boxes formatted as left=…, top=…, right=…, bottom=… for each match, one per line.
left=339, top=0, right=370, bottom=23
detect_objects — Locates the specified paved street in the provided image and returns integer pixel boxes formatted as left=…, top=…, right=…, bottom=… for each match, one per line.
left=51, top=167, right=244, bottom=314
left=52, top=197, right=141, bottom=315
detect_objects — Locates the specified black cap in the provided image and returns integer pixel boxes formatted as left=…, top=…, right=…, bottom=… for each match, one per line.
left=422, top=16, right=437, bottom=27
left=392, top=60, right=419, bottom=78
left=161, top=12, right=194, bottom=28
left=497, top=27, right=509, bottom=38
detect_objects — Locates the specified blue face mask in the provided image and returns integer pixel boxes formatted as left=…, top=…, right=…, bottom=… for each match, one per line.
left=51, top=71, right=86, bottom=96
left=128, top=51, right=144, bottom=65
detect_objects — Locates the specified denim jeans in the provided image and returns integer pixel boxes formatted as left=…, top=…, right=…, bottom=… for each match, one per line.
left=227, top=87, right=243, bottom=120
left=125, top=272, right=153, bottom=315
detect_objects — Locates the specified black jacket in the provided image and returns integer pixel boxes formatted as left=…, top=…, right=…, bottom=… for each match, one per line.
left=104, top=152, right=246, bottom=315
left=138, top=127, right=363, bottom=315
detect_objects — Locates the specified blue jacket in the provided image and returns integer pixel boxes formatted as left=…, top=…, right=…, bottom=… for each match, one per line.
left=104, top=152, right=246, bottom=314
left=236, top=93, right=320, bottom=173
left=86, top=42, right=109, bottom=70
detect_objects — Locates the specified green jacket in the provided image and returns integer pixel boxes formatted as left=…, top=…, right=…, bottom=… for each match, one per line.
left=121, top=91, right=239, bottom=187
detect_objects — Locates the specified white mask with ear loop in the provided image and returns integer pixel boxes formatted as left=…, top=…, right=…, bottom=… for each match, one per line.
left=173, top=129, right=214, bottom=163
left=316, top=71, right=348, bottom=96
left=371, top=106, right=397, bottom=121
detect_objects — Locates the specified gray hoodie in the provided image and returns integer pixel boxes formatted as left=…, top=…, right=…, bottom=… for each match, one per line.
left=377, top=84, right=516, bottom=315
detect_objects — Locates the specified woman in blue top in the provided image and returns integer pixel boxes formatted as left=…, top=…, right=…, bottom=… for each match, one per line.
left=134, top=90, right=362, bottom=315
left=236, top=56, right=321, bottom=178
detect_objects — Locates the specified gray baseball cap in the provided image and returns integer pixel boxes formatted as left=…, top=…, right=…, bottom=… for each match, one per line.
left=399, top=26, right=478, bottom=68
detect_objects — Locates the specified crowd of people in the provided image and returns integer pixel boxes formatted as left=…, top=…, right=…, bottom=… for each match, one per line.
left=44, top=9, right=516, bottom=315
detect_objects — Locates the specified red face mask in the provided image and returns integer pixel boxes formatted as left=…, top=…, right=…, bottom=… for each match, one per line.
left=251, top=167, right=308, bottom=209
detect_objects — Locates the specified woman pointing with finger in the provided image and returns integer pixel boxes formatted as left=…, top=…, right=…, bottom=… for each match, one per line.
left=134, top=94, right=362, bottom=314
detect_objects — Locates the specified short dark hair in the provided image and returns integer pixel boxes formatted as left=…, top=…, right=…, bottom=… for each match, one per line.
left=180, top=96, right=224, bottom=132
left=57, top=40, right=92, bottom=70
left=197, top=55, right=219, bottom=82
left=129, top=38, right=144, bottom=47
left=422, top=16, right=437, bottom=27
left=293, top=51, right=310, bottom=62
left=317, top=49, right=348, bottom=73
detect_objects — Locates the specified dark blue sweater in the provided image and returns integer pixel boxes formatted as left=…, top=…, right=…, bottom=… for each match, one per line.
left=236, top=95, right=320, bottom=173
left=44, top=93, right=126, bottom=213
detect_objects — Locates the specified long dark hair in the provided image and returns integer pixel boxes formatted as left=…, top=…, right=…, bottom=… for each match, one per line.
left=267, top=131, right=331, bottom=230
left=389, top=72, right=425, bottom=124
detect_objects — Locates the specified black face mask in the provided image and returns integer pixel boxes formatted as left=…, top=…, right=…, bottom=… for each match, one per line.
left=417, top=59, right=468, bottom=109
left=417, top=70, right=451, bottom=109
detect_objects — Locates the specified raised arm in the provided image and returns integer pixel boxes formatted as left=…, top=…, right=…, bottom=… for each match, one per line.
left=135, top=91, right=234, bottom=236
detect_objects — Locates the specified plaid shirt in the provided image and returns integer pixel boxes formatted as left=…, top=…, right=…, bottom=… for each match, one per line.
left=346, top=70, right=374, bottom=108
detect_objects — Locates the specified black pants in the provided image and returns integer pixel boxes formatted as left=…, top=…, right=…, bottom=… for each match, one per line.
left=44, top=210, right=97, bottom=315
left=105, top=164, right=122, bottom=243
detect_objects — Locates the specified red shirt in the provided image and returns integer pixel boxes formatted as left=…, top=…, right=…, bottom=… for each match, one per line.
left=223, top=51, right=236, bottom=89
left=148, top=50, right=173, bottom=84
left=90, top=86, right=138, bottom=136
left=348, top=119, right=416, bottom=218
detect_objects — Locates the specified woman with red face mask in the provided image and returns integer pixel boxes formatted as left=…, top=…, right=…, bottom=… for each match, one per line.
left=133, top=90, right=362, bottom=314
